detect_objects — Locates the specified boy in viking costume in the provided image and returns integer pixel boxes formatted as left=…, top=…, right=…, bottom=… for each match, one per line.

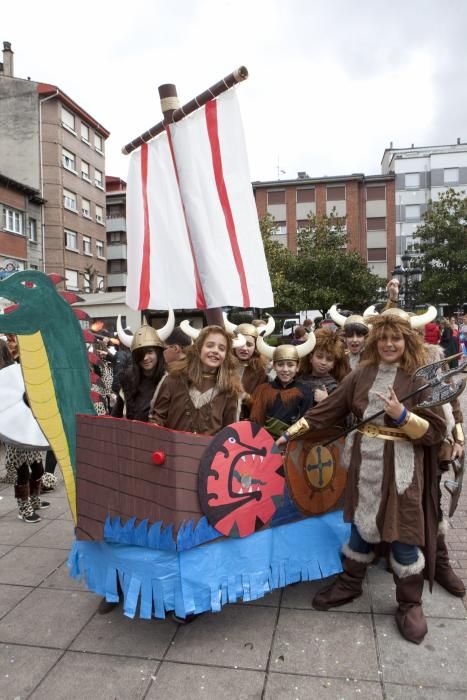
left=249, top=327, right=316, bottom=439
left=277, top=312, right=446, bottom=644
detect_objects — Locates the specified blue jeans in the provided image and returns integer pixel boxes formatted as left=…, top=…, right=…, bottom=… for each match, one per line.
left=349, top=524, right=419, bottom=566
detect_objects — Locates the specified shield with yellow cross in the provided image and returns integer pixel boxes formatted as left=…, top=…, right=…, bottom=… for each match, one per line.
left=284, top=428, right=347, bottom=516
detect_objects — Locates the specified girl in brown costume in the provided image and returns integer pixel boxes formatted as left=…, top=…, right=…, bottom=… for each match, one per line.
left=299, top=328, right=350, bottom=403
left=149, top=325, right=241, bottom=435
left=278, top=312, right=446, bottom=644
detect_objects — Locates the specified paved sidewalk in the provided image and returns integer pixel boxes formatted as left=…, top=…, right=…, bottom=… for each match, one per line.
left=0, top=391, right=465, bottom=699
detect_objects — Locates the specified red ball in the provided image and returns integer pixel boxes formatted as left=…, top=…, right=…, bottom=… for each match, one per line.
left=152, top=450, right=165, bottom=465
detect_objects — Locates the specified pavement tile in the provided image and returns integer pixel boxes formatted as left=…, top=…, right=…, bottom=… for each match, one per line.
left=0, top=544, right=13, bottom=559
left=271, top=608, right=379, bottom=681
left=281, top=577, right=371, bottom=613
left=0, top=546, right=68, bottom=586
left=71, top=607, right=176, bottom=658
left=19, top=517, right=75, bottom=549
left=367, top=564, right=467, bottom=619
left=384, top=683, right=467, bottom=699
left=242, top=588, right=281, bottom=607
left=40, top=561, right=88, bottom=591
left=28, top=650, right=155, bottom=700
left=374, top=614, right=467, bottom=690
left=0, top=642, right=61, bottom=699
left=32, top=497, right=72, bottom=520
left=0, top=493, right=17, bottom=517
left=0, top=588, right=98, bottom=648
left=0, top=584, right=33, bottom=618
left=0, top=516, right=50, bottom=546
left=166, top=605, right=277, bottom=670
left=146, top=661, right=265, bottom=699
left=265, top=673, right=383, bottom=699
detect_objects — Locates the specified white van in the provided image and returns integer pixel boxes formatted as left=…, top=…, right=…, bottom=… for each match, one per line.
left=281, top=311, right=322, bottom=336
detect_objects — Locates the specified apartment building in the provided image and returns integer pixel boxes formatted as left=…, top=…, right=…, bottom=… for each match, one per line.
left=105, top=176, right=127, bottom=292
left=0, top=41, right=109, bottom=292
left=0, top=173, right=44, bottom=286
left=253, top=173, right=396, bottom=279
left=381, top=140, right=467, bottom=264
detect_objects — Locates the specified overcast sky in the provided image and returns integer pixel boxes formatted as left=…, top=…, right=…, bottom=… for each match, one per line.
left=3, top=0, right=467, bottom=183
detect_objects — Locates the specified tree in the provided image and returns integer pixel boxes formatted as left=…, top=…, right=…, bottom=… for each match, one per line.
left=259, top=214, right=297, bottom=311
left=293, top=211, right=385, bottom=317
left=414, top=188, right=467, bottom=310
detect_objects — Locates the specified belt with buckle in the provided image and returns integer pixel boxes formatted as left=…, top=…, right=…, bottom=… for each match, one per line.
left=358, top=423, right=409, bottom=441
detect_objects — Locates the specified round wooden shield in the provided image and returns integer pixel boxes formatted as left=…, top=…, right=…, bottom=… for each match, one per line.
left=285, top=428, right=347, bottom=516
left=198, top=421, right=285, bottom=538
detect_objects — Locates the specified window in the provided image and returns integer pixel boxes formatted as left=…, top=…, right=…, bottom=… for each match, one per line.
left=367, top=217, right=386, bottom=230
left=81, top=123, right=90, bottom=142
left=3, top=207, right=23, bottom=234
left=29, top=264, right=39, bottom=270
left=64, top=229, right=78, bottom=250
left=109, top=231, right=122, bottom=244
left=327, top=185, right=346, bottom=201
left=29, top=218, right=38, bottom=242
left=109, top=259, right=126, bottom=273
left=267, top=190, right=285, bottom=205
left=96, top=205, right=104, bottom=223
left=83, top=236, right=92, bottom=256
left=82, top=198, right=91, bottom=218
left=296, top=188, right=315, bottom=203
left=94, top=133, right=103, bottom=152
left=63, top=188, right=77, bottom=211
left=444, top=168, right=459, bottom=184
left=62, top=147, right=76, bottom=172
left=65, top=269, right=79, bottom=291
left=274, top=222, right=287, bottom=236
left=95, top=169, right=103, bottom=188
left=96, top=275, right=105, bottom=291
left=367, top=248, right=387, bottom=261
left=61, top=107, right=75, bottom=132
left=81, top=160, right=91, bottom=181
left=96, top=240, right=105, bottom=258
left=405, top=173, right=420, bottom=188
left=405, top=204, right=420, bottom=220
left=107, top=203, right=125, bottom=218
left=366, top=185, right=386, bottom=200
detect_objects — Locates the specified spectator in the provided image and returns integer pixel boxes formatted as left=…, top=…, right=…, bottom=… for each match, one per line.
left=424, top=319, right=440, bottom=345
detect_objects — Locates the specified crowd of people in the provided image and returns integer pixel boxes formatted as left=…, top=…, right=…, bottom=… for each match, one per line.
left=0, top=289, right=465, bottom=644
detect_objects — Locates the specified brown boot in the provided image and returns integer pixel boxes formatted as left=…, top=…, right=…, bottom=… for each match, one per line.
left=391, top=552, right=427, bottom=645
left=312, top=545, right=373, bottom=611
left=434, top=525, right=465, bottom=598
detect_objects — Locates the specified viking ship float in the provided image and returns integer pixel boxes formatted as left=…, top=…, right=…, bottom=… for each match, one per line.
left=0, top=68, right=350, bottom=618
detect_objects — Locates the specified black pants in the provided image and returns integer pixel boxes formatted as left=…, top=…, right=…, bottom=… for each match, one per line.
left=45, top=450, right=57, bottom=475
left=16, top=460, right=44, bottom=486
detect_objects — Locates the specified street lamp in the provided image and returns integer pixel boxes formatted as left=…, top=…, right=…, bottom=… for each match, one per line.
left=392, top=252, right=421, bottom=310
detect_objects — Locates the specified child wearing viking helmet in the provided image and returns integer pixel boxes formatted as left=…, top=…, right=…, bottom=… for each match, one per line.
left=277, top=309, right=446, bottom=645
left=249, top=324, right=316, bottom=439
left=299, top=328, right=350, bottom=403
left=223, top=313, right=270, bottom=418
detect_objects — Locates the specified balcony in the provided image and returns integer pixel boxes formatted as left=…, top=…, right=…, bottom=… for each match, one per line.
left=107, top=273, right=127, bottom=288
left=107, top=244, right=127, bottom=261
left=106, top=216, right=126, bottom=233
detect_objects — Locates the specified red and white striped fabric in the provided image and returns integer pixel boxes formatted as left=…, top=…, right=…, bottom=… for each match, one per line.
left=126, top=89, right=273, bottom=310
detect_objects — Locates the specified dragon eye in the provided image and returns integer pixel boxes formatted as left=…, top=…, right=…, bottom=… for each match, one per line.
left=21, top=280, right=36, bottom=288
left=228, top=437, right=236, bottom=443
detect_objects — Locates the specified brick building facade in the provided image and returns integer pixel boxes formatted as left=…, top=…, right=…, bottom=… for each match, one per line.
left=253, top=173, right=395, bottom=279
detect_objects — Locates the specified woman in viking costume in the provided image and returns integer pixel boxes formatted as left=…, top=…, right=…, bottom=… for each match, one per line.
left=329, top=305, right=369, bottom=370
left=149, top=324, right=242, bottom=435
left=223, top=314, right=270, bottom=418
left=277, top=309, right=446, bottom=644
left=112, top=312, right=174, bottom=422
left=299, top=328, right=350, bottom=402
left=249, top=323, right=316, bottom=439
